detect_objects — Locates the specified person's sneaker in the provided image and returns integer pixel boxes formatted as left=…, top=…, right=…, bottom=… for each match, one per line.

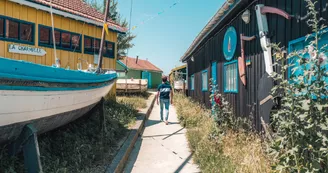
left=165, top=121, right=169, bottom=125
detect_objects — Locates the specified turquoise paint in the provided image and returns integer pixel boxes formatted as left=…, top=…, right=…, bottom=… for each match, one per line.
left=142, top=71, right=152, bottom=88
left=190, top=75, right=194, bottom=90
left=211, top=62, right=217, bottom=107
left=0, top=57, right=117, bottom=84
left=117, top=60, right=128, bottom=69
left=0, top=84, right=109, bottom=91
left=223, top=26, right=237, bottom=61
left=223, top=60, right=238, bottom=93
left=201, top=70, right=208, bottom=92
left=288, top=28, right=328, bottom=98
left=0, top=15, right=35, bottom=45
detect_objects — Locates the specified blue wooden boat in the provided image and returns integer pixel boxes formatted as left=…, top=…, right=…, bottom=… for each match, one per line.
left=0, top=57, right=117, bottom=144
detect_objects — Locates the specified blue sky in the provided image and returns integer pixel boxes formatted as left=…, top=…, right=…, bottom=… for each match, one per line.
left=116, top=0, right=224, bottom=75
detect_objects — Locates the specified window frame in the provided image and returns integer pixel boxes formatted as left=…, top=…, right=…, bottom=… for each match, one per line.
left=201, top=70, right=208, bottom=92
left=84, top=35, right=115, bottom=58
left=190, top=75, right=195, bottom=90
left=0, top=15, right=35, bottom=45
left=38, top=24, right=82, bottom=53
left=223, top=60, right=238, bottom=93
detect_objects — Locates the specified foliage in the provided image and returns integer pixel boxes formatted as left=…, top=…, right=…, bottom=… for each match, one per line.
left=83, top=0, right=136, bottom=59
left=175, top=93, right=272, bottom=173
left=117, top=92, right=150, bottom=110
left=269, top=0, right=328, bottom=172
left=0, top=100, right=138, bottom=173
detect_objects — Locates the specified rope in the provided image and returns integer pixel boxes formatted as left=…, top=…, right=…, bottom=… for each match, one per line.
left=49, top=0, right=59, bottom=67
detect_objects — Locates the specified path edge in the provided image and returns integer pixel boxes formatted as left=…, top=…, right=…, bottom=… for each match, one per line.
left=106, top=93, right=156, bottom=173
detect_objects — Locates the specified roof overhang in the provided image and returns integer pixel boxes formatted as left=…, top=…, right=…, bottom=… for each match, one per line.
left=11, top=0, right=127, bottom=34
left=180, top=0, right=243, bottom=62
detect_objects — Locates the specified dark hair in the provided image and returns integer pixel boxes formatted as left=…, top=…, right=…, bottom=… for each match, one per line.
left=162, top=76, right=168, bottom=83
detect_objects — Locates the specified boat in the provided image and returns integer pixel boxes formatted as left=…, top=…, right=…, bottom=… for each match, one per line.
left=116, top=79, right=148, bottom=93
left=173, top=80, right=188, bottom=90
left=0, top=0, right=117, bottom=144
left=0, top=58, right=117, bottom=144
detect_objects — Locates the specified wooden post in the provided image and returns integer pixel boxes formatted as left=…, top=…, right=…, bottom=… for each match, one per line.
left=96, top=0, right=111, bottom=73
left=183, top=80, right=186, bottom=95
left=139, top=79, right=142, bottom=92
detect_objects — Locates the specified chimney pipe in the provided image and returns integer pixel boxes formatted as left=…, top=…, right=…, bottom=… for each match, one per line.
left=136, top=56, right=139, bottom=64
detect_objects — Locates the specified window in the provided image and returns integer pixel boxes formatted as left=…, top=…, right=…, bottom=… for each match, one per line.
left=93, top=38, right=100, bottom=53
left=202, top=70, right=208, bottom=91
left=39, top=25, right=81, bottom=52
left=190, top=75, right=194, bottom=90
left=105, top=41, right=115, bottom=58
left=224, top=60, right=238, bottom=93
left=72, top=34, right=80, bottom=50
left=0, top=16, right=34, bottom=44
left=288, top=30, right=328, bottom=98
left=61, top=32, right=71, bottom=48
left=6, top=20, right=19, bottom=39
left=0, top=18, right=4, bottom=37
left=39, top=27, right=50, bottom=44
left=20, top=23, right=33, bottom=41
left=84, top=36, right=115, bottom=58
left=84, top=37, right=92, bottom=53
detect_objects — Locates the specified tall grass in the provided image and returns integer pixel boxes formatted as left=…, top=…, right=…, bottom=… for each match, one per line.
left=175, top=93, right=272, bottom=173
left=117, top=92, right=150, bottom=110
left=0, top=100, right=138, bottom=173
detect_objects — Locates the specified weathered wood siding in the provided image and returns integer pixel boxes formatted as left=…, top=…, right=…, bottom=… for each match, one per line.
left=187, top=0, right=328, bottom=130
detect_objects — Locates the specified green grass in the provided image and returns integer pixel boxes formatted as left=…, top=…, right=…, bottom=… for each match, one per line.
left=0, top=100, right=138, bottom=173
left=117, top=92, right=150, bottom=110
left=175, top=93, right=272, bottom=173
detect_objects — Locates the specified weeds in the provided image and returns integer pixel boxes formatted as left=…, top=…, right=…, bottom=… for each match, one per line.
left=0, top=100, right=138, bottom=173
left=175, top=93, right=271, bottom=173
left=117, top=92, right=150, bottom=110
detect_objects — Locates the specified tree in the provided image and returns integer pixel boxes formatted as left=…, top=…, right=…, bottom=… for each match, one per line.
left=84, top=0, right=136, bottom=59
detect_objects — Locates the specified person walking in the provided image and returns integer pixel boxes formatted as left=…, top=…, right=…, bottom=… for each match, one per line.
left=156, top=76, right=173, bottom=125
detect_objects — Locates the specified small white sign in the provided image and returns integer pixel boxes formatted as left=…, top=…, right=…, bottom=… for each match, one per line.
left=8, top=44, right=46, bottom=56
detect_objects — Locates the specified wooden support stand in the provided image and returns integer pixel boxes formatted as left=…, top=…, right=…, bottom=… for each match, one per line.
left=98, top=97, right=106, bottom=132
left=10, top=124, right=43, bottom=173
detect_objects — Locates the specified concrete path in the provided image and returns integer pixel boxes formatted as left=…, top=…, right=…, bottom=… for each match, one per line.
left=123, top=102, right=200, bottom=173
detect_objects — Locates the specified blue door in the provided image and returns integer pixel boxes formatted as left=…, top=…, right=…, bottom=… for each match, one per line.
left=142, top=71, right=152, bottom=88
left=211, top=62, right=217, bottom=108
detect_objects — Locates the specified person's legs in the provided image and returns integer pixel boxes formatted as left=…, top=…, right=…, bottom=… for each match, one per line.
left=160, top=99, right=164, bottom=121
left=164, top=99, right=170, bottom=121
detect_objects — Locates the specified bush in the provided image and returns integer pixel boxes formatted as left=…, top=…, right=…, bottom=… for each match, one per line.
left=175, top=93, right=271, bottom=173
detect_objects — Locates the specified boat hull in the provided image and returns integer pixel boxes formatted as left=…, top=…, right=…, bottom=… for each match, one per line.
left=0, top=81, right=115, bottom=144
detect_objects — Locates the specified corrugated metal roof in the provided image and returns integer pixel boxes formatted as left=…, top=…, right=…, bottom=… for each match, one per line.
left=180, top=0, right=242, bottom=62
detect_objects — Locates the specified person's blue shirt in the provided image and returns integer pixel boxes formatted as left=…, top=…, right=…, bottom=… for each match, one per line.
left=157, top=82, right=172, bottom=99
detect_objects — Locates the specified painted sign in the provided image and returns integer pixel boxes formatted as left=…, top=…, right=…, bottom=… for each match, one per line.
left=8, top=44, right=46, bottom=56
left=223, top=26, right=237, bottom=61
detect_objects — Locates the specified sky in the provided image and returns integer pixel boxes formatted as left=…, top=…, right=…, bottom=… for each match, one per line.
left=115, top=0, right=225, bottom=75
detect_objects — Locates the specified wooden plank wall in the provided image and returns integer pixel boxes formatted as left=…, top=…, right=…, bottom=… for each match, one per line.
left=187, top=0, right=328, bottom=130
left=0, top=0, right=117, bottom=70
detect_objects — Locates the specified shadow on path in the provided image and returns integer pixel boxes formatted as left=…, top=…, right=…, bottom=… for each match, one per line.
left=123, top=137, right=143, bottom=173
left=162, top=128, right=185, bottom=140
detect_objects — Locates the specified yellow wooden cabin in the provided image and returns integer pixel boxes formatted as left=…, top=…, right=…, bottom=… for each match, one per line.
left=0, top=0, right=126, bottom=95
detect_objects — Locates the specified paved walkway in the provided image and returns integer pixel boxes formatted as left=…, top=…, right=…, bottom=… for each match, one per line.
left=124, top=102, right=200, bottom=173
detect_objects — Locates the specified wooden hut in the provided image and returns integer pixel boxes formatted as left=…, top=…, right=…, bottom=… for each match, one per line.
left=181, top=0, right=328, bottom=130
left=116, top=57, right=163, bottom=89
left=0, top=0, right=126, bottom=95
